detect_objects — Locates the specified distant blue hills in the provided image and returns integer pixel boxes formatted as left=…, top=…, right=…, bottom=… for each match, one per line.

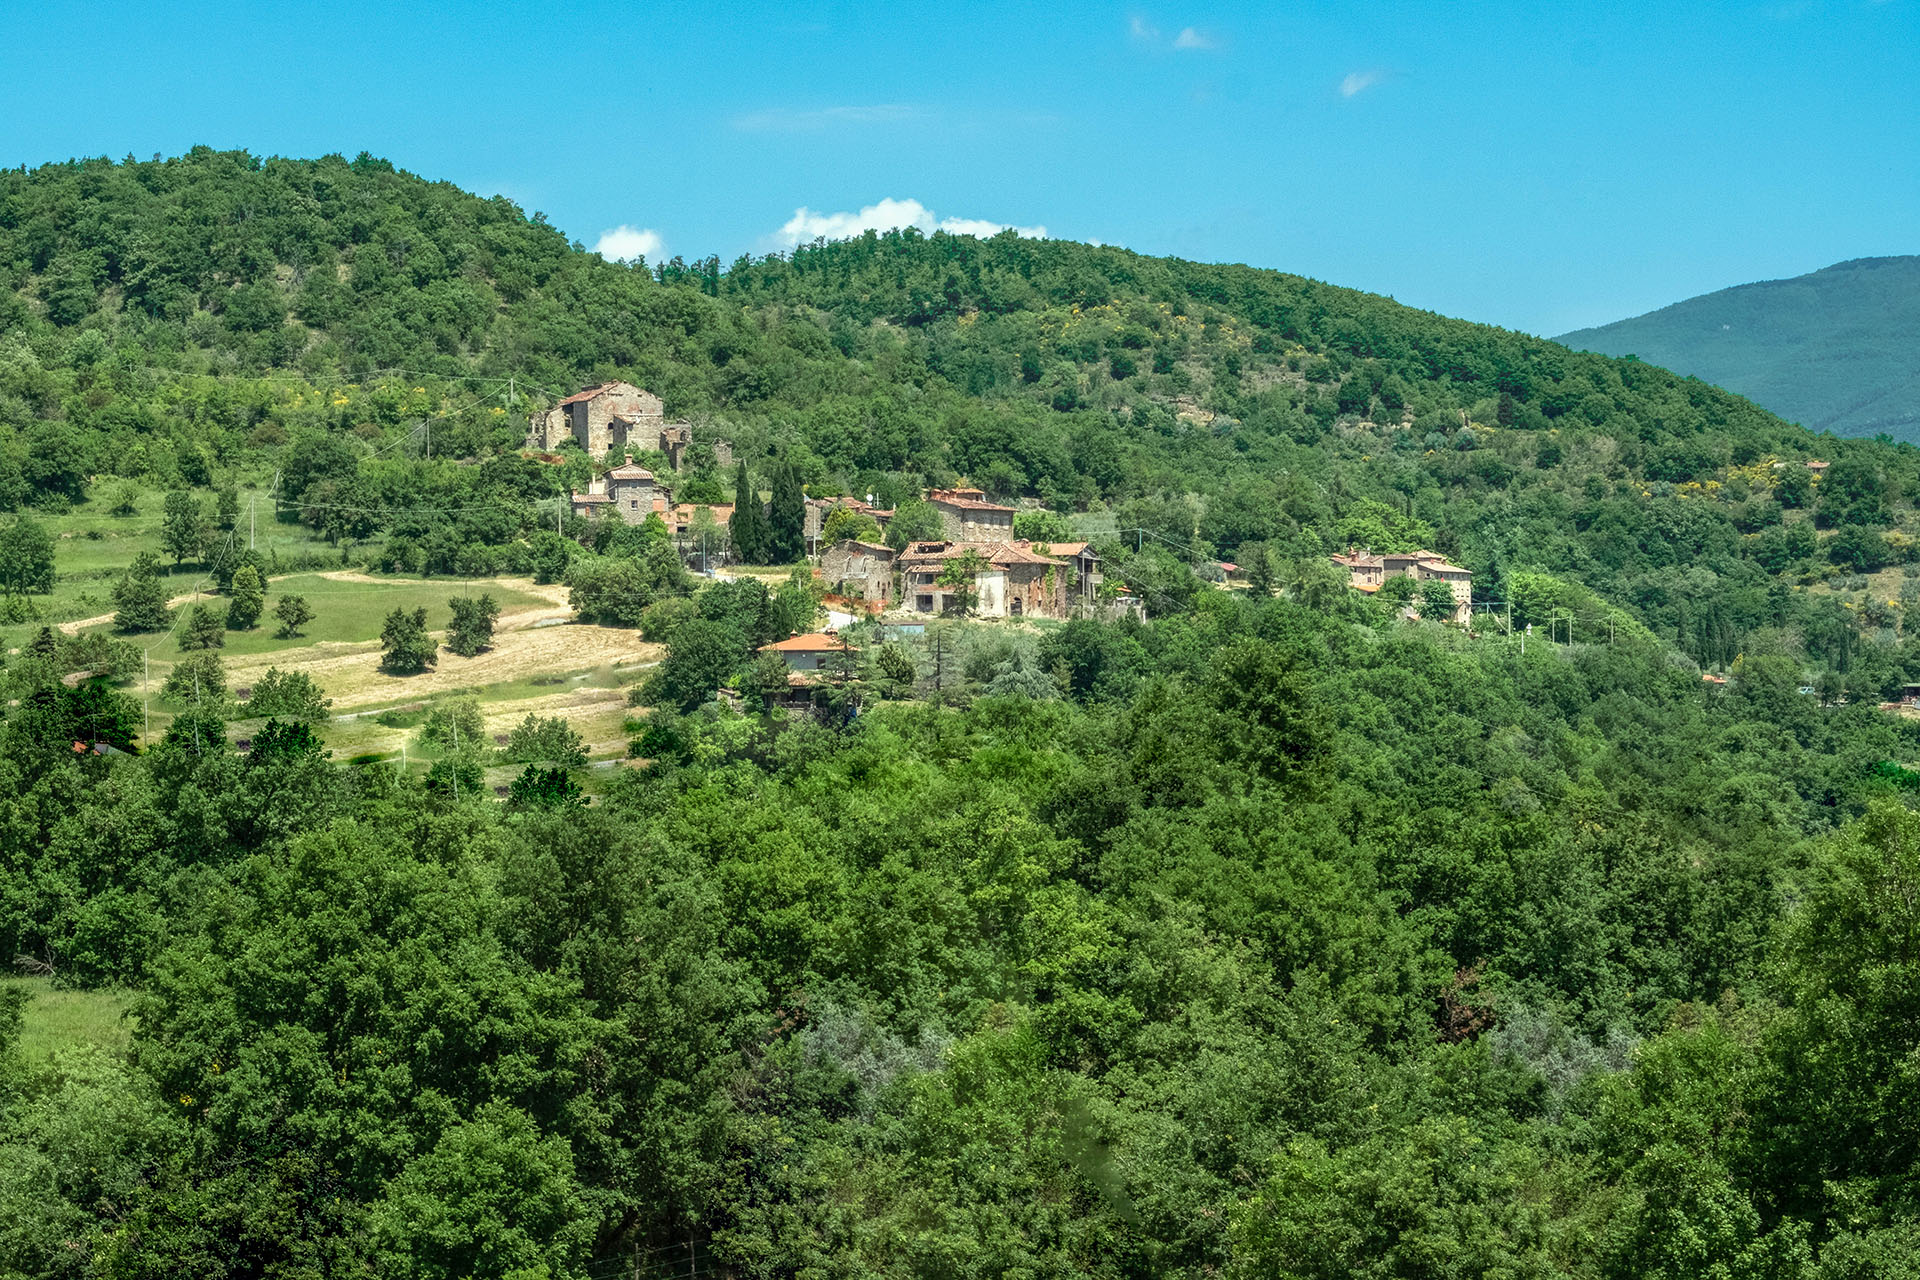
left=1558, top=256, right=1920, bottom=444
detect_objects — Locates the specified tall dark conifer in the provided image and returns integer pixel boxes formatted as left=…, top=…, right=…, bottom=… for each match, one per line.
left=728, top=462, right=769, bottom=564
left=768, top=461, right=806, bottom=564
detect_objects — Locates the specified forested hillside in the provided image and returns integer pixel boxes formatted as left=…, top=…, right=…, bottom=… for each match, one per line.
left=1561, top=256, right=1920, bottom=443
left=2, top=149, right=1920, bottom=1277
left=4, top=149, right=1917, bottom=673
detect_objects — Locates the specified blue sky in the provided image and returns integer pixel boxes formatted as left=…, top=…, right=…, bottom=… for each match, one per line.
left=2, top=1, right=1914, bottom=334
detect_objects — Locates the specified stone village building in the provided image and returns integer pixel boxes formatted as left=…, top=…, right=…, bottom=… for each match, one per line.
left=530, top=382, right=731, bottom=469
left=570, top=461, right=660, bottom=525
left=804, top=497, right=895, bottom=555
left=1329, top=546, right=1473, bottom=623
left=894, top=540, right=1076, bottom=619
left=819, top=540, right=897, bottom=605
left=927, top=488, right=1015, bottom=542
left=822, top=534, right=1107, bottom=619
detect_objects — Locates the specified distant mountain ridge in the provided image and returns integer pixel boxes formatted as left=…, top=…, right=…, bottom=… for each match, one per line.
left=1558, top=255, right=1920, bottom=443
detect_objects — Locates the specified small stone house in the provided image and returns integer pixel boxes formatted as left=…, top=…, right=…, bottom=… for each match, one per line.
left=1036, top=540, right=1104, bottom=605
left=605, top=462, right=657, bottom=524
left=759, top=632, right=857, bottom=673
left=1331, top=546, right=1472, bottom=623
left=927, top=488, right=1016, bottom=542
left=528, top=382, right=729, bottom=467
left=804, top=497, right=895, bottom=554
left=821, top=540, right=897, bottom=604
left=896, top=540, right=1070, bottom=619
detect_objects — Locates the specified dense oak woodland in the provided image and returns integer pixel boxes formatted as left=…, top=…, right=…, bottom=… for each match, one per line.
left=1, top=149, right=1919, bottom=1276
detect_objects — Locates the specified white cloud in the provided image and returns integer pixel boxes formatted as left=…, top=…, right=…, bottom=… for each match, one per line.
left=594, top=225, right=664, bottom=262
left=1129, top=15, right=1161, bottom=41
left=1172, top=26, right=1216, bottom=49
left=734, top=103, right=920, bottom=132
left=771, top=198, right=1045, bottom=249
left=1340, top=69, right=1387, bottom=97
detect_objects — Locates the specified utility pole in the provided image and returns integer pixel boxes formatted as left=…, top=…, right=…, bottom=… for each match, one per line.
left=248, top=494, right=255, bottom=551
left=142, top=651, right=149, bottom=743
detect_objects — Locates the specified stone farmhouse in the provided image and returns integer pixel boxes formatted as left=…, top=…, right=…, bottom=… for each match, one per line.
left=804, top=497, right=895, bottom=555
left=820, top=540, right=897, bottom=605
left=821, top=533, right=1106, bottom=618
left=895, top=539, right=1077, bottom=618
left=927, top=488, right=1016, bottom=542
left=1330, top=546, right=1473, bottom=623
left=570, top=461, right=660, bottom=525
left=529, top=382, right=731, bottom=469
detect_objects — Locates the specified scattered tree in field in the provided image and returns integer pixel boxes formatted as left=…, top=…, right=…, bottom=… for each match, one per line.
left=162, top=650, right=226, bottom=706
left=445, top=594, right=500, bottom=657
left=273, top=593, right=314, bottom=638
left=500, top=713, right=588, bottom=768
left=214, top=483, right=240, bottom=532
left=226, top=564, right=264, bottom=630
left=112, top=553, right=172, bottom=632
left=108, top=484, right=139, bottom=517
left=419, top=697, right=483, bottom=749
left=243, top=666, right=332, bottom=723
left=161, top=490, right=210, bottom=567
left=379, top=606, right=437, bottom=674
left=179, top=602, right=228, bottom=650
left=0, top=516, right=55, bottom=597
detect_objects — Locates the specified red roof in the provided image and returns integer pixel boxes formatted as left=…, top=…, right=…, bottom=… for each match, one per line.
left=558, top=382, right=620, bottom=406
left=571, top=491, right=613, bottom=504
left=898, top=540, right=1065, bottom=568
left=607, top=463, right=654, bottom=480
left=928, top=488, right=1016, bottom=513
left=760, top=632, right=854, bottom=653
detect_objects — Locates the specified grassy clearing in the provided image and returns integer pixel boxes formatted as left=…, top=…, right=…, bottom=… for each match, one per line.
left=2, top=977, right=134, bottom=1061
left=124, top=572, right=552, bottom=662
left=31, top=480, right=338, bottom=628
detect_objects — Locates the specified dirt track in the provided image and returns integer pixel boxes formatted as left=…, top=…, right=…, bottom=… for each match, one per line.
left=222, top=576, right=659, bottom=710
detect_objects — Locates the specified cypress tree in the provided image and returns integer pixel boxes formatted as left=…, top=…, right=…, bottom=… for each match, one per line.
left=768, top=460, right=806, bottom=564
left=728, top=462, right=769, bottom=564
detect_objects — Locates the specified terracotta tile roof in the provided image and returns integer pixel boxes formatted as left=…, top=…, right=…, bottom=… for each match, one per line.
left=1331, top=550, right=1384, bottom=568
left=607, top=463, right=654, bottom=479
left=669, top=502, right=734, bottom=525
left=831, top=539, right=895, bottom=555
left=760, top=632, right=855, bottom=653
left=928, top=488, right=1016, bottom=513
left=558, top=382, right=621, bottom=406
left=571, top=491, right=613, bottom=504
left=1040, top=541, right=1094, bottom=559
left=898, top=540, right=1065, bottom=568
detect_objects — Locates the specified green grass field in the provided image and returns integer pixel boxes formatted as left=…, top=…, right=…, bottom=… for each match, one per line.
left=23, top=479, right=341, bottom=632
left=2, top=977, right=134, bottom=1061
left=121, top=572, right=551, bottom=661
